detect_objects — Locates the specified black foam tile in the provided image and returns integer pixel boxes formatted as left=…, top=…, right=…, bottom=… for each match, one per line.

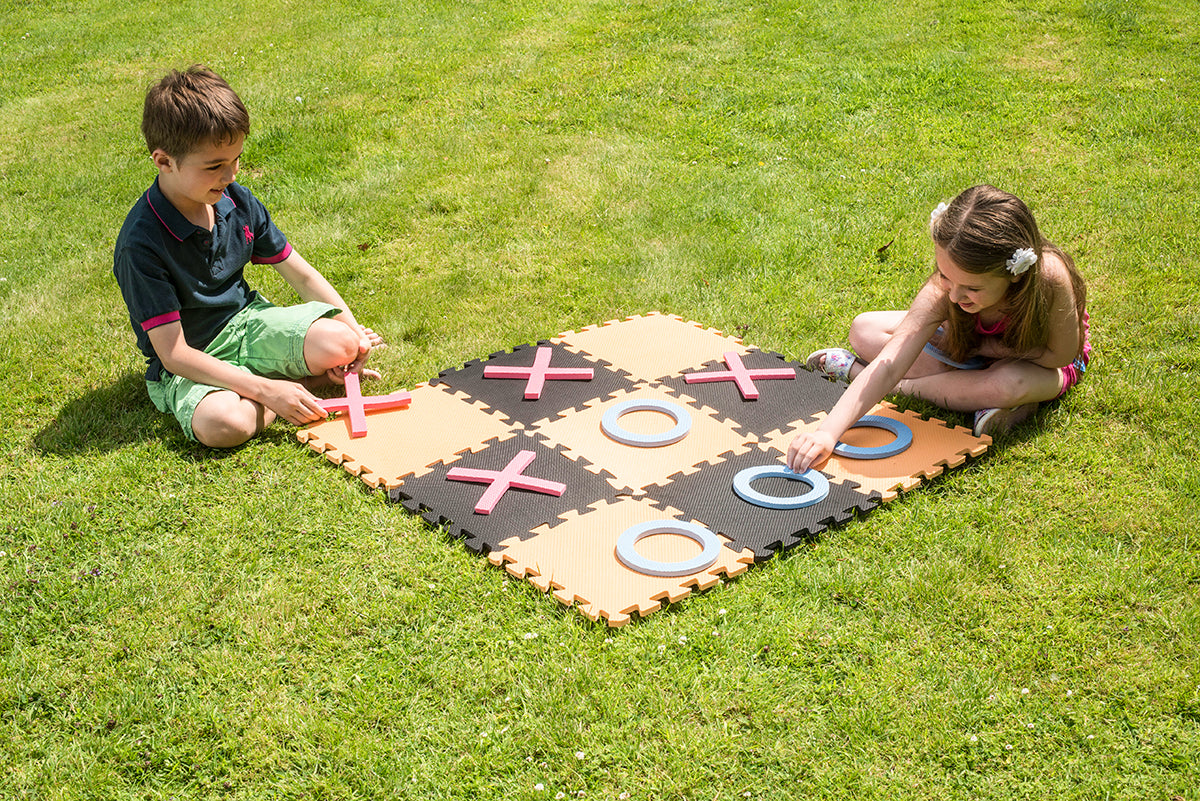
left=642, top=444, right=880, bottom=561
left=391, top=432, right=617, bottom=554
left=431, top=342, right=637, bottom=427
left=659, top=350, right=847, bottom=438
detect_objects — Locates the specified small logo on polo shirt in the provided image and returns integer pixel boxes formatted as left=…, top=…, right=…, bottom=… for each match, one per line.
left=243, top=225, right=255, bottom=244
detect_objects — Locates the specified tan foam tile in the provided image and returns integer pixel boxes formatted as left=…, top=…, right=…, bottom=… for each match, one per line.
left=532, top=385, right=752, bottom=493
left=296, top=382, right=517, bottom=489
left=489, top=497, right=754, bottom=626
left=762, top=401, right=990, bottom=501
left=552, top=312, right=748, bottom=382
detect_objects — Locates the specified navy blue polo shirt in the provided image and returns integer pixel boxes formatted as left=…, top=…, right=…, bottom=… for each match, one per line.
left=113, top=179, right=292, bottom=380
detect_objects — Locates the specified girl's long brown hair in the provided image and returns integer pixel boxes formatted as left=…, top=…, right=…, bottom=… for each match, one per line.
left=930, top=185, right=1087, bottom=363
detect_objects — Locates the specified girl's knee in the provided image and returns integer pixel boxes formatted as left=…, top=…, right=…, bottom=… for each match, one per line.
left=848, top=311, right=899, bottom=359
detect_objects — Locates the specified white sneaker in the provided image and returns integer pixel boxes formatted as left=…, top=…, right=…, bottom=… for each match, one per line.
left=973, top=403, right=1038, bottom=437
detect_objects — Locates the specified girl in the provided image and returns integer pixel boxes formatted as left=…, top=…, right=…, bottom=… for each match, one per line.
left=787, top=185, right=1090, bottom=473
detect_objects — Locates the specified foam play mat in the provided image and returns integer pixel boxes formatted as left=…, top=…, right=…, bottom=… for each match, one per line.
left=297, top=313, right=991, bottom=626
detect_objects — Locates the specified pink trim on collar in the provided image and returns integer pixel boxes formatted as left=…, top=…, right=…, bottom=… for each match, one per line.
left=146, top=192, right=185, bottom=242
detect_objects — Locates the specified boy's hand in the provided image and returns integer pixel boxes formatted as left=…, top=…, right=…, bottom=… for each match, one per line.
left=326, top=326, right=386, bottom=384
left=260, top=379, right=328, bottom=426
left=787, top=429, right=836, bottom=473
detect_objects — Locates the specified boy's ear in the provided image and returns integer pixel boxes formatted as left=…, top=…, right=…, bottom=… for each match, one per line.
left=151, top=148, right=175, bottom=173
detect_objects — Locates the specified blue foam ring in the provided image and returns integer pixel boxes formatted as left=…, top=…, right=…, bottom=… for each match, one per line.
left=732, top=464, right=830, bottom=510
left=615, top=519, right=722, bottom=577
left=832, top=414, right=914, bottom=460
left=600, top=398, right=692, bottom=448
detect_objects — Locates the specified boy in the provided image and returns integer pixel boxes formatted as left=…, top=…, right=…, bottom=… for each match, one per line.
left=114, top=66, right=382, bottom=448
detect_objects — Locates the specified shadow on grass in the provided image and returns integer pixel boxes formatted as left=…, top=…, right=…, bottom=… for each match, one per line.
left=33, top=372, right=186, bottom=456
left=32, top=373, right=362, bottom=461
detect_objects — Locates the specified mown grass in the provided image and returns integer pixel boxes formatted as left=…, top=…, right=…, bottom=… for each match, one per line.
left=2, top=0, right=1198, bottom=798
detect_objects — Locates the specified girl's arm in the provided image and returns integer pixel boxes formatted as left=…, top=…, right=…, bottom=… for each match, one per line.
left=1027, top=253, right=1083, bottom=369
left=787, top=280, right=947, bottom=472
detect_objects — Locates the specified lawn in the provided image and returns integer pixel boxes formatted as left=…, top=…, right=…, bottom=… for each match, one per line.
left=1, top=0, right=1198, bottom=798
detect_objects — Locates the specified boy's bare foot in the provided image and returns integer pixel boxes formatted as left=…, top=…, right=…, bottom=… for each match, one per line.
left=303, top=367, right=382, bottom=392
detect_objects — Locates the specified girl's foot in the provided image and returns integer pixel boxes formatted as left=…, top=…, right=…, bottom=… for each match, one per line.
left=806, top=348, right=859, bottom=382
left=973, top=403, right=1038, bottom=437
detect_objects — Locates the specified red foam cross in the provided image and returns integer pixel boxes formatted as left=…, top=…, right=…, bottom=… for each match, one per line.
left=445, top=449, right=566, bottom=514
left=322, top=371, right=412, bottom=438
left=483, top=346, right=594, bottom=400
left=683, top=351, right=795, bottom=400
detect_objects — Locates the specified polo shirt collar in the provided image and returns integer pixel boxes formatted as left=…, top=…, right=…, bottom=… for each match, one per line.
left=146, top=178, right=237, bottom=242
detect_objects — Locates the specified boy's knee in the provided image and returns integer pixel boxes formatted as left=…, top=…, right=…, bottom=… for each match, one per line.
left=305, top=319, right=361, bottom=372
left=192, top=392, right=261, bottom=448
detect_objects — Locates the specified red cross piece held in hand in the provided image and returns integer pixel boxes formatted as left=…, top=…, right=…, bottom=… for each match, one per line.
left=483, top=346, right=594, bottom=400
left=445, top=449, right=567, bottom=514
left=321, top=371, right=413, bottom=438
left=683, top=351, right=796, bottom=400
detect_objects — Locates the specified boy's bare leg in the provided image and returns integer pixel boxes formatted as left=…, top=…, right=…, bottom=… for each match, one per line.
left=302, top=318, right=384, bottom=386
left=191, top=389, right=273, bottom=448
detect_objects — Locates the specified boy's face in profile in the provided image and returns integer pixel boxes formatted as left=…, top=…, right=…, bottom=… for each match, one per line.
left=152, top=134, right=244, bottom=219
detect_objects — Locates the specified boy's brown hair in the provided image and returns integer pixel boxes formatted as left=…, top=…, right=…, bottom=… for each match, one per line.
left=141, top=66, right=250, bottom=158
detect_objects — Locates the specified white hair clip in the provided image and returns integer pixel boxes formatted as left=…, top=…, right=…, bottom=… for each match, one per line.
left=929, top=202, right=948, bottom=226
left=1006, top=247, right=1037, bottom=276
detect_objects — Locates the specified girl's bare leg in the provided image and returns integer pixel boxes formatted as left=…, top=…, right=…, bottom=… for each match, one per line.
left=835, top=311, right=954, bottom=380
left=897, top=359, right=1063, bottom=412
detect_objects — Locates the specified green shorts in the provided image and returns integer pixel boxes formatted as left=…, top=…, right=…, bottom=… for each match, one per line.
left=146, top=296, right=341, bottom=441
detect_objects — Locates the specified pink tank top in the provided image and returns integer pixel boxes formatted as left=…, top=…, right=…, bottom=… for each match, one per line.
left=975, top=315, right=1009, bottom=336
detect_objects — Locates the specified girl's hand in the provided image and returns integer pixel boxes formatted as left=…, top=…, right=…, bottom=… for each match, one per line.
left=787, top=430, right=837, bottom=473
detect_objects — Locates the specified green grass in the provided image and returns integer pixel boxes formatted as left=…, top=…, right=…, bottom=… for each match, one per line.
left=2, top=0, right=1199, bottom=798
